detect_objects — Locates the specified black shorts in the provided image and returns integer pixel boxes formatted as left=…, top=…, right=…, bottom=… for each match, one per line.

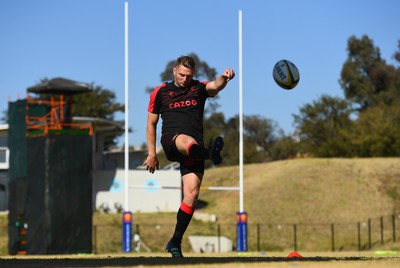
left=161, top=132, right=205, bottom=176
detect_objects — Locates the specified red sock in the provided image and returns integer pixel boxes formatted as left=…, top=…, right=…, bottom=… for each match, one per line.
left=180, top=201, right=194, bottom=215
left=171, top=202, right=194, bottom=245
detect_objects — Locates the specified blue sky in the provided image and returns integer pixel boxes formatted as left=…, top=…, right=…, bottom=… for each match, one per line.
left=1, top=0, right=399, bottom=146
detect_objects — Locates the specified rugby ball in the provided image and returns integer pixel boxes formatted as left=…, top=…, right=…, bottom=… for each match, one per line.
left=272, top=59, right=300, bottom=90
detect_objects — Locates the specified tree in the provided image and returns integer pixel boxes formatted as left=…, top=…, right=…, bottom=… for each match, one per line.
left=291, top=36, right=400, bottom=158
left=338, top=36, right=400, bottom=156
left=220, top=115, right=279, bottom=165
left=352, top=104, right=400, bottom=156
left=71, top=83, right=125, bottom=148
left=269, top=134, right=299, bottom=160
left=71, top=83, right=124, bottom=120
left=203, top=112, right=226, bottom=144
left=339, top=35, right=400, bottom=110
left=244, top=115, right=278, bottom=161
left=293, top=95, right=354, bottom=157
left=395, top=40, right=400, bottom=63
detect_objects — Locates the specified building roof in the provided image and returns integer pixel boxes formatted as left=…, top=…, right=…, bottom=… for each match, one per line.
left=27, top=77, right=92, bottom=95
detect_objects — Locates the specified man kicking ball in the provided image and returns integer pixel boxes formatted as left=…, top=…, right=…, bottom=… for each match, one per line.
left=144, top=55, right=235, bottom=257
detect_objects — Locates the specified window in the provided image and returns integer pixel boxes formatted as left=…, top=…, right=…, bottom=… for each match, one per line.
left=0, top=136, right=6, bottom=147
left=0, top=147, right=9, bottom=170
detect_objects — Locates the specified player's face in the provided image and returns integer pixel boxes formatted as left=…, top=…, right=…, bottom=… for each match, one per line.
left=173, top=65, right=194, bottom=88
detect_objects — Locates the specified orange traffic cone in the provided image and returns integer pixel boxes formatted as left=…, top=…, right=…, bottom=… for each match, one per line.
left=287, top=251, right=302, bottom=258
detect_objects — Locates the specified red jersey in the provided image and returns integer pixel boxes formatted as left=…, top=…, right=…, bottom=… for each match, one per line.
left=148, top=80, right=210, bottom=140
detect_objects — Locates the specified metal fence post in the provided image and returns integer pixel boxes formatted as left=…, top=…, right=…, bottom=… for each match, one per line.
left=392, top=215, right=396, bottom=242
left=257, top=224, right=260, bottom=252
left=217, top=224, right=221, bottom=253
left=293, top=224, right=297, bottom=252
left=331, top=223, right=335, bottom=252
left=357, top=222, right=361, bottom=251
left=380, top=216, right=384, bottom=245
left=93, top=225, right=97, bottom=254
left=368, top=218, right=372, bottom=250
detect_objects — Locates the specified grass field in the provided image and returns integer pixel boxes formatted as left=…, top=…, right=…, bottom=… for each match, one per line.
left=1, top=252, right=400, bottom=268
left=1, top=158, right=400, bottom=256
left=200, top=158, right=400, bottom=225
left=124, top=158, right=400, bottom=253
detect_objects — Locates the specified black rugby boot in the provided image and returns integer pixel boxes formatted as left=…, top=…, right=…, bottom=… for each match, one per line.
left=209, top=136, right=224, bottom=165
left=166, top=240, right=184, bottom=258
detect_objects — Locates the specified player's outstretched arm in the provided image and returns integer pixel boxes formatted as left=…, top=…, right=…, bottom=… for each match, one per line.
left=206, top=68, right=235, bottom=96
left=143, top=112, right=159, bottom=173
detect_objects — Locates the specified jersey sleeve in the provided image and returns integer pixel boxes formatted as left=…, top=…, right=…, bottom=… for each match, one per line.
left=199, top=81, right=212, bottom=98
left=147, top=83, right=165, bottom=114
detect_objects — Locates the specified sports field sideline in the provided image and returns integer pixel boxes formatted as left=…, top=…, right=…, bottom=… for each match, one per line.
left=1, top=251, right=399, bottom=268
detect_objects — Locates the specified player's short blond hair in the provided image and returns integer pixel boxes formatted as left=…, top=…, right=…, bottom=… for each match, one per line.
left=175, top=56, right=195, bottom=70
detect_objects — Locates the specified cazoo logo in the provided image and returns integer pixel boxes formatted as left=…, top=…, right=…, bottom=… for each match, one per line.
left=169, top=99, right=198, bottom=109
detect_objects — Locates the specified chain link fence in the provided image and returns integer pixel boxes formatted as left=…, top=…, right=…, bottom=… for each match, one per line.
left=93, top=213, right=400, bottom=254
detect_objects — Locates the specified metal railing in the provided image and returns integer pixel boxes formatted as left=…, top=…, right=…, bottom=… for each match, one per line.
left=92, top=213, right=400, bottom=254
